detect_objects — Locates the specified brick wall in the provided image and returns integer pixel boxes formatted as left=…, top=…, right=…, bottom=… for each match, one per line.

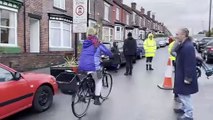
left=0, top=53, right=66, bottom=72
left=0, top=0, right=75, bottom=71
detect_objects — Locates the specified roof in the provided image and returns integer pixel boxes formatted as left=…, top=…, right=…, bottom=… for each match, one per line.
left=122, top=4, right=132, bottom=14
left=104, top=0, right=113, bottom=6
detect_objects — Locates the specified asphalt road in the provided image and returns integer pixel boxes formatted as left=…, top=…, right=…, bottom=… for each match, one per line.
left=5, top=47, right=213, bottom=120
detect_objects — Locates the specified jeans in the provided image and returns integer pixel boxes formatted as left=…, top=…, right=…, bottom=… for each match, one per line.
left=178, top=94, right=193, bottom=118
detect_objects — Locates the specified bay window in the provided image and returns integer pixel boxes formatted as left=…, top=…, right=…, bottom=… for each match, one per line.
left=0, top=8, right=17, bottom=46
left=49, top=20, right=72, bottom=49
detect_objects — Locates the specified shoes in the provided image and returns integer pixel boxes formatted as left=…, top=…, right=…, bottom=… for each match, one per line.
left=124, top=73, right=128, bottom=76
left=94, top=96, right=101, bottom=105
left=149, top=65, right=154, bottom=70
left=177, top=115, right=193, bottom=120
left=149, top=68, right=154, bottom=70
left=173, top=108, right=185, bottom=114
left=174, top=97, right=182, bottom=103
left=146, top=65, right=149, bottom=70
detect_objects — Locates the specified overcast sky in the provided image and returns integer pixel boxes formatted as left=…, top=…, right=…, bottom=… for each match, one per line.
left=123, top=0, right=211, bottom=35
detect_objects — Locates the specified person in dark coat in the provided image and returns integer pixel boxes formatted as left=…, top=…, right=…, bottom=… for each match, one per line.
left=111, top=42, right=120, bottom=72
left=123, top=32, right=137, bottom=76
left=173, top=28, right=198, bottom=120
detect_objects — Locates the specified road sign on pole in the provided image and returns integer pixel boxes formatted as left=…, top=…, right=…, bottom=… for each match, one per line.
left=73, top=0, right=88, bottom=33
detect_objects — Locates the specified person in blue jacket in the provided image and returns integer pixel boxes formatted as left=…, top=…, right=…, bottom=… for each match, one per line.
left=78, top=27, right=112, bottom=105
left=173, top=28, right=198, bottom=120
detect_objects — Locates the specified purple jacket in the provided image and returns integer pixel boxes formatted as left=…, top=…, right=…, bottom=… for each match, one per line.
left=78, top=39, right=112, bottom=71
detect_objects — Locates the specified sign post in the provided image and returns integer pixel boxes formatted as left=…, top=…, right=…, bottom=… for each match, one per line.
left=73, top=0, right=87, bottom=59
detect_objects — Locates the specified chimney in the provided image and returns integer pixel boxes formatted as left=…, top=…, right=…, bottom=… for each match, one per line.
left=131, top=2, right=136, bottom=10
left=147, top=11, right=151, bottom=18
left=152, top=14, right=155, bottom=20
left=141, top=7, right=145, bottom=14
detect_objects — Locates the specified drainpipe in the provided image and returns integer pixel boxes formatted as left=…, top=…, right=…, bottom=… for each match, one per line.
left=23, top=0, right=26, bottom=52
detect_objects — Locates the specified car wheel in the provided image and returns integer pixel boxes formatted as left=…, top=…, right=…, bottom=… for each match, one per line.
left=116, top=63, right=121, bottom=69
left=33, top=85, right=53, bottom=112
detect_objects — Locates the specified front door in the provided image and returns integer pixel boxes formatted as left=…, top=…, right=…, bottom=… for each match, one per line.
left=30, top=18, right=40, bottom=53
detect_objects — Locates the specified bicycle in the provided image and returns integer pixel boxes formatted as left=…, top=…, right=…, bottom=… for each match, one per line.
left=196, top=57, right=213, bottom=79
left=56, top=63, right=113, bottom=118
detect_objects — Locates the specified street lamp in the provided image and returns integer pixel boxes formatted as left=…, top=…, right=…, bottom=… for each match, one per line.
left=208, top=0, right=212, bottom=37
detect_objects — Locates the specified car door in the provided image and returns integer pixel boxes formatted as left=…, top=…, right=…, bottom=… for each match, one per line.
left=0, top=67, right=32, bottom=119
left=117, top=42, right=126, bottom=63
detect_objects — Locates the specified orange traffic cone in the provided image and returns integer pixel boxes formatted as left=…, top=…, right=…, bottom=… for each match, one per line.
left=157, top=58, right=173, bottom=90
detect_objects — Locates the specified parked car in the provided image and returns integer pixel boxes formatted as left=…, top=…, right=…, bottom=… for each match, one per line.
left=0, top=63, right=58, bottom=120
left=196, top=37, right=213, bottom=52
left=201, top=41, right=213, bottom=63
left=136, top=40, right=145, bottom=59
left=155, top=37, right=167, bottom=47
left=103, top=41, right=126, bottom=69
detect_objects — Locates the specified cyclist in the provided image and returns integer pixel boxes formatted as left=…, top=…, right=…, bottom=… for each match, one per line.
left=78, top=27, right=112, bottom=105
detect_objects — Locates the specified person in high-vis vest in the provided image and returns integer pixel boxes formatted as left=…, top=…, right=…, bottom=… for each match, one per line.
left=143, top=33, right=157, bottom=70
left=168, top=38, right=182, bottom=103
left=168, top=40, right=176, bottom=67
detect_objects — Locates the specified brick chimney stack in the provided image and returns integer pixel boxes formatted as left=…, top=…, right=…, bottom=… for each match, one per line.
left=141, top=7, right=145, bottom=14
left=147, top=11, right=151, bottom=18
left=131, top=2, right=136, bottom=10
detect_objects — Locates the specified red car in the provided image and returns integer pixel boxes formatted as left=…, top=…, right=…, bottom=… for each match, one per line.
left=0, top=63, right=58, bottom=119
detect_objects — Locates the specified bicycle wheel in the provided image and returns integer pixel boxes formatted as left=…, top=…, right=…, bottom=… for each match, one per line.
left=100, top=73, right=113, bottom=100
left=71, top=85, right=91, bottom=118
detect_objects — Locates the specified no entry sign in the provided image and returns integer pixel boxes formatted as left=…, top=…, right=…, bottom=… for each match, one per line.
left=73, top=0, right=87, bottom=33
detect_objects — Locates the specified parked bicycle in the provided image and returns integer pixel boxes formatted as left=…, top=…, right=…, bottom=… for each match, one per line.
left=56, top=58, right=113, bottom=118
left=196, top=57, right=213, bottom=78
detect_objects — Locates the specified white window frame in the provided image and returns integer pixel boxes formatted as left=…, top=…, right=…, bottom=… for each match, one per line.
left=116, top=7, right=120, bottom=20
left=0, top=6, right=18, bottom=47
left=143, top=18, right=146, bottom=27
left=89, top=20, right=96, bottom=27
left=54, top=0, right=65, bottom=10
left=88, top=0, right=91, bottom=14
left=49, top=20, right=72, bottom=49
left=104, top=2, right=110, bottom=21
left=126, top=14, right=129, bottom=25
left=103, top=27, right=113, bottom=42
left=132, top=12, right=136, bottom=24
left=139, top=18, right=142, bottom=27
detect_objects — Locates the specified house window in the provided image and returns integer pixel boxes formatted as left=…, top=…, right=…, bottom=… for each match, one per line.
left=103, top=27, right=113, bottom=42
left=0, top=8, right=17, bottom=46
left=126, top=14, right=129, bottom=25
left=104, top=2, right=110, bottom=21
left=49, top=20, right=72, bottom=49
left=116, top=7, right=119, bottom=20
left=54, top=0, right=65, bottom=10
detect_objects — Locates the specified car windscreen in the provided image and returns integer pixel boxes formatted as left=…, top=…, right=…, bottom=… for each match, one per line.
left=202, top=38, right=213, bottom=42
left=207, top=41, right=213, bottom=46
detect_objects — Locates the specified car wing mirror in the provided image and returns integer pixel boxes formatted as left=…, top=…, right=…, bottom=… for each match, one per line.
left=13, top=72, right=22, bottom=80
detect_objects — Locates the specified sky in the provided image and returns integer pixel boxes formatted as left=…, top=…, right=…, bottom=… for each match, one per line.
left=123, top=0, right=211, bottom=35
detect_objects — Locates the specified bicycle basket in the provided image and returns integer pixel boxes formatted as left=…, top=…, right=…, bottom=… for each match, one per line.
left=56, top=71, right=80, bottom=95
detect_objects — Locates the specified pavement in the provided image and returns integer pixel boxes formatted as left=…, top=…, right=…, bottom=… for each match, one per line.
left=5, top=47, right=213, bottom=120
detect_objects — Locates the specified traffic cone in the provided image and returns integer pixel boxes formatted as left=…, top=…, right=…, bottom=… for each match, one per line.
left=157, top=58, right=173, bottom=90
